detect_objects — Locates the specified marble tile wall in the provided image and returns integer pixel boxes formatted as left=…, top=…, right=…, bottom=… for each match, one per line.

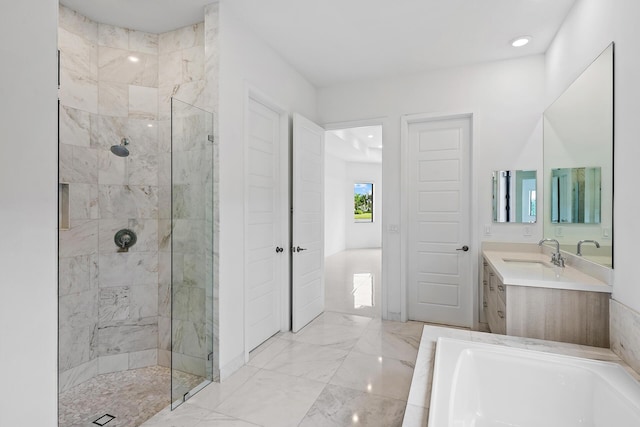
left=58, top=6, right=100, bottom=392
left=610, top=299, right=640, bottom=375
left=59, top=5, right=161, bottom=389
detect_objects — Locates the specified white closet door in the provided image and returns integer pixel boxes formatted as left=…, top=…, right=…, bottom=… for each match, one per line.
left=291, top=113, right=325, bottom=332
left=245, top=97, right=283, bottom=350
left=406, top=115, right=472, bottom=327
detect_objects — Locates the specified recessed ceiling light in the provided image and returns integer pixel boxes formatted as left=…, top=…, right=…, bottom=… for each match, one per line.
left=511, top=36, right=532, bottom=47
left=147, top=123, right=154, bottom=128
left=367, top=134, right=374, bottom=139
left=128, top=55, right=140, bottom=63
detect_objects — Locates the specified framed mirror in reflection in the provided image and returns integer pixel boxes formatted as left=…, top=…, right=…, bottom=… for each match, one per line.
left=492, top=170, right=537, bottom=223
left=543, top=43, right=613, bottom=268
left=551, top=167, right=601, bottom=224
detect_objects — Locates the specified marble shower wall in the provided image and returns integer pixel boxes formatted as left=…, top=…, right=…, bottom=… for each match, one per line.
left=58, top=5, right=160, bottom=391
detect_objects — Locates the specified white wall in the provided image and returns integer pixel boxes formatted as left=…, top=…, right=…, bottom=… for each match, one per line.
left=346, top=162, right=382, bottom=249
left=218, top=0, right=317, bottom=374
left=324, top=153, right=348, bottom=256
left=545, top=0, right=640, bottom=312
left=0, top=0, right=58, bottom=425
left=318, top=55, right=545, bottom=320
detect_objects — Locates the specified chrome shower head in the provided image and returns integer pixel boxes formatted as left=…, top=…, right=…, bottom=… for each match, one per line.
left=110, top=138, right=130, bottom=157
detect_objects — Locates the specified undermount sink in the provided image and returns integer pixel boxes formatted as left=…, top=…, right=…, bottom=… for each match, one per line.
left=502, top=258, right=551, bottom=267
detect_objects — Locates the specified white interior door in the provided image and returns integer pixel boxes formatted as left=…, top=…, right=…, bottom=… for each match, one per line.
left=292, top=113, right=325, bottom=332
left=406, top=115, right=472, bottom=327
left=245, top=97, right=284, bottom=351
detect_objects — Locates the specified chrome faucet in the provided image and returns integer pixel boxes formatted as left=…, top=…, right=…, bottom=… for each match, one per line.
left=577, top=239, right=600, bottom=256
left=538, top=238, right=565, bottom=267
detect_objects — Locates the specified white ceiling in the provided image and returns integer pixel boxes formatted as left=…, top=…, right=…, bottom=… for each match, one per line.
left=60, top=0, right=214, bottom=34
left=60, top=0, right=577, bottom=87
left=326, top=126, right=382, bottom=164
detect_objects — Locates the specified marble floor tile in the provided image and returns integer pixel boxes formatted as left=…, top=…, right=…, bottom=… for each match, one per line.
left=141, top=404, right=211, bottom=427
left=186, top=365, right=259, bottom=410
left=193, top=411, right=261, bottom=427
left=247, top=337, right=293, bottom=369
left=353, top=327, right=420, bottom=363
left=330, top=351, right=415, bottom=401
left=291, top=321, right=368, bottom=351
left=299, top=384, right=406, bottom=427
left=215, top=369, right=325, bottom=427
left=314, top=311, right=374, bottom=328
left=369, top=319, right=429, bottom=339
left=324, top=249, right=382, bottom=318
left=263, top=341, right=348, bottom=382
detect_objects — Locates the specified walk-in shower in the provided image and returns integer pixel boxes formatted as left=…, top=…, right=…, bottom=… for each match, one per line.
left=57, top=5, right=215, bottom=426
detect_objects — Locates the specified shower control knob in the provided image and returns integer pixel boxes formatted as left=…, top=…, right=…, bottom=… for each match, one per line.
left=114, top=229, right=137, bottom=252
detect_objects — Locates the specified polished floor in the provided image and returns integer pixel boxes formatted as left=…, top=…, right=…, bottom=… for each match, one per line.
left=324, top=248, right=382, bottom=318
left=141, top=248, right=402, bottom=427
left=142, top=312, right=424, bottom=427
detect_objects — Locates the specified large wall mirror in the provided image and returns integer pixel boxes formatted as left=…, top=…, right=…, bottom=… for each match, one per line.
left=543, top=43, right=613, bottom=268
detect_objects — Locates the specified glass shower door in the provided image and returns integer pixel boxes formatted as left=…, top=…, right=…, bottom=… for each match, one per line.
left=170, top=98, right=214, bottom=409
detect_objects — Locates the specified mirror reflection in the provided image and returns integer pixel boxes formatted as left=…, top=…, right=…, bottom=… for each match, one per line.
left=492, top=170, right=537, bottom=223
left=543, top=43, right=613, bottom=267
left=551, top=167, right=601, bottom=224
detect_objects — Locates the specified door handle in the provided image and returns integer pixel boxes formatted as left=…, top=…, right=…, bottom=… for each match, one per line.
left=275, top=246, right=284, bottom=253
left=456, top=245, right=469, bottom=252
left=295, top=246, right=307, bottom=253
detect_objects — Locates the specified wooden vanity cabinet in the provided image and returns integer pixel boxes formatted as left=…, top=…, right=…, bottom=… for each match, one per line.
left=481, top=257, right=609, bottom=347
left=483, top=260, right=506, bottom=335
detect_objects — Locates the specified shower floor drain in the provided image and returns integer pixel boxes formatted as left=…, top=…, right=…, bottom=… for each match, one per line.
left=93, top=414, right=116, bottom=426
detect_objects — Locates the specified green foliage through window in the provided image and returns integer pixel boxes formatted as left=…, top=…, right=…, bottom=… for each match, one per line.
left=354, top=183, right=373, bottom=222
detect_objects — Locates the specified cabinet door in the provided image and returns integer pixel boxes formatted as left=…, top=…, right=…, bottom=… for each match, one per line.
left=481, top=260, right=489, bottom=320
left=487, top=271, right=498, bottom=332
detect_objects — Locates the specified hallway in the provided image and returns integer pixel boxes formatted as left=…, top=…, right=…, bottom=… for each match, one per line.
left=324, top=249, right=382, bottom=318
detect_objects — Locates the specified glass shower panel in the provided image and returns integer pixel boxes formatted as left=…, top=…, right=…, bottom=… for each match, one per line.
left=170, top=98, right=214, bottom=409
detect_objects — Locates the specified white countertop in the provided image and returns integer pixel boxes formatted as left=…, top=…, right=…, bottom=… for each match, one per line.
left=483, top=250, right=612, bottom=293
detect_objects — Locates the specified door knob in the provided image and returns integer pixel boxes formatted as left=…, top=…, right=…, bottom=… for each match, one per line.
left=295, top=246, right=307, bottom=252
left=275, top=246, right=283, bottom=253
left=456, top=245, right=469, bottom=252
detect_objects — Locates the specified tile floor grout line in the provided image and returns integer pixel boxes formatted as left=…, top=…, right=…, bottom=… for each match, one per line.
left=295, top=382, right=331, bottom=427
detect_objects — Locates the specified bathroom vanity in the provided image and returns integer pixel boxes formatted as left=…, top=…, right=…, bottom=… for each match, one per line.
left=482, top=247, right=611, bottom=347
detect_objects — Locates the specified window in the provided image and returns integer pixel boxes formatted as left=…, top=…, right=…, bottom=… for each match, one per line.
left=354, top=183, right=373, bottom=222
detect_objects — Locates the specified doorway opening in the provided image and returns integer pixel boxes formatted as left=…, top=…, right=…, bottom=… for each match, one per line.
left=323, top=125, right=383, bottom=318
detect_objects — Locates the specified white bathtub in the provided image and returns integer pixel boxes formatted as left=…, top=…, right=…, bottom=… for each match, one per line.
left=428, top=338, right=640, bottom=427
